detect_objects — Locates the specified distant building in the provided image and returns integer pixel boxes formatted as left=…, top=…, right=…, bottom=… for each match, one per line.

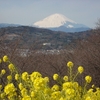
left=43, top=43, right=51, bottom=46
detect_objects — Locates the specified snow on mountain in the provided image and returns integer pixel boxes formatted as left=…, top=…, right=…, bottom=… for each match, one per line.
left=33, top=13, right=91, bottom=32
left=33, top=13, right=77, bottom=28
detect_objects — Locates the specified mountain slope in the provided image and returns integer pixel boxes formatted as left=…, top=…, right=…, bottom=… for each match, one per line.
left=33, top=13, right=90, bottom=32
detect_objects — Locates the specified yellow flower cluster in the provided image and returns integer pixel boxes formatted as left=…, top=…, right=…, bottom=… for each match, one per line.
left=4, top=83, right=16, bottom=95
left=0, top=56, right=100, bottom=100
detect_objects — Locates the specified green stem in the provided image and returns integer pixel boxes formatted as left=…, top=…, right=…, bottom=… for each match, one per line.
left=83, top=82, right=88, bottom=95
left=69, top=67, right=72, bottom=81
left=72, top=72, right=79, bottom=82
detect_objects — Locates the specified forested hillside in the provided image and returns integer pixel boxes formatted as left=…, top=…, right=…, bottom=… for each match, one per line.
left=0, top=26, right=100, bottom=86
left=0, top=26, right=92, bottom=49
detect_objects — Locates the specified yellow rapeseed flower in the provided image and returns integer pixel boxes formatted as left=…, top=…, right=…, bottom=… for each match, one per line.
left=59, top=97, right=66, bottom=100
left=67, top=61, right=74, bottom=68
left=22, top=72, right=29, bottom=81
left=63, top=76, right=68, bottom=81
left=30, top=71, right=42, bottom=82
left=65, top=88, right=75, bottom=95
left=1, top=69, right=6, bottom=75
left=92, top=84, right=95, bottom=88
left=51, top=91, right=61, bottom=99
left=63, top=82, right=73, bottom=90
left=22, top=95, right=31, bottom=100
left=19, top=83, right=24, bottom=90
left=85, top=96, right=92, bottom=100
left=4, top=83, right=16, bottom=95
left=51, top=84, right=59, bottom=91
left=85, top=75, right=92, bottom=83
left=21, top=88, right=28, bottom=97
left=3, top=55, right=9, bottom=62
left=78, top=66, right=84, bottom=74
left=7, top=75, right=12, bottom=81
left=87, top=89, right=93, bottom=93
left=44, top=88, right=51, bottom=94
left=72, top=82, right=79, bottom=89
left=31, top=91, right=35, bottom=98
left=44, top=77, right=49, bottom=83
left=8, top=63, right=15, bottom=71
left=53, top=74, right=59, bottom=80
left=0, top=92, right=6, bottom=99
left=15, top=74, right=19, bottom=80
left=33, top=77, right=46, bottom=90
left=8, top=92, right=17, bottom=99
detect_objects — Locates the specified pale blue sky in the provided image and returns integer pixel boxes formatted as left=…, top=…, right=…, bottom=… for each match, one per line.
left=0, top=0, right=100, bottom=28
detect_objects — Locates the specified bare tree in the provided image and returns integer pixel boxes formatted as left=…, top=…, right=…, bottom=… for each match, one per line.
left=96, top=18, right=100, bottom=29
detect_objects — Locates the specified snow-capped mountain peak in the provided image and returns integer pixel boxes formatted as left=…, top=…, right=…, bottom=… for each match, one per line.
left=33, top=13, right=90, bottom=32
left=33, top=13, right=77, bottom=28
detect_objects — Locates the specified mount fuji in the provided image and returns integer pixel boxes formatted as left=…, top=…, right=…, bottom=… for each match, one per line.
left=33, top=13, right=90, bottom=32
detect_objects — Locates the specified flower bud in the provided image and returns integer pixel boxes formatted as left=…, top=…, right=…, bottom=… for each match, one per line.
left=3, top=55, right=9, bottom=62
left=85, top=75, right=92, bottom=83
left=8, top=63, right=15, bottom=71
left=53, top=74, right=59, bottom=80
left=1, top=69, right=6, bottom=75
left=63, top=76, right=68, bottom=82
left=15, top=74, right=19, bottom=80
left=78, top=66, right=84, bottom=74
left=67, top=61, right=74, bottom=68
left=7, top=75, right=12, bottom=81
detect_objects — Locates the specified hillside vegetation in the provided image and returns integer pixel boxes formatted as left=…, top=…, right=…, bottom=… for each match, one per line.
left=0, top=26, right=92, bottom=49
left=0, top=26, right=100, bottom=87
